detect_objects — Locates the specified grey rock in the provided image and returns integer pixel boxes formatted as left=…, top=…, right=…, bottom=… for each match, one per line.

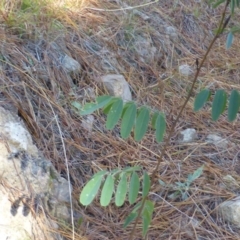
left=101, top=74, right=132, bottom=102
left=206, top=134, right=228, bottom=149
left=165, top=26, right=178, bottom=42
left=180, top=128, right=197, bottom=142
left=179, top=64, right=194, bottom=76
left=0, top=107, right=75, bottom=240
left=61, top=55, right=81, bottom=74
left=219, top=196, right=240, bottom=227
left=81, top=115, right=94, bottom=132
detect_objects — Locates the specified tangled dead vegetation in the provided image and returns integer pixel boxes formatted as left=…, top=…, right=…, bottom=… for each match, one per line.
left=0, top=0, right=240, bottom=239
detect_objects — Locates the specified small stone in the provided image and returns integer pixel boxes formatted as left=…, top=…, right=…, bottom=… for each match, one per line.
left=165, top=26, right=178, bottom=42
left=179, top=64, right=194, bottom=76
left=180, top=128, right=197, bottom=142
left=81, top=115, right=94, bottom=132
left=219, top=196, right=240, bottom=227
left=206, top=134, right=228, bottom=149
left=101, top=74, right=132, bottom=102
left=62, top=55, right=81, bottom=74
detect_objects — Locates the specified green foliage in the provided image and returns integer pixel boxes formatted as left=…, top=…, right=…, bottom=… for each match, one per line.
left=226, top=32, right=234, bottom=49
left=142, top=172, right=151, bottom=197
left=134, top=107, right=150, bottom=141
left=72, top=96, right=166, bottom=142
left=129, top=172, right=140, bottom=204
left=80, top=170, right=107, bottom=206
left=212, top=89, right=227, bottom=121
left=121, top=102, right=137, bottom=139
left=194, top=89, right=240, bottom=121
left=228, top=90, right=240, bottom=121
left=194, top=89, right=211, bottom=111
left=159, top=165, right=204, bottom=201
left=123, top=200, right=154, bottom=237
left=76, top=1, right=240, bottom=238
left=79, top=166, right=147, bottom=207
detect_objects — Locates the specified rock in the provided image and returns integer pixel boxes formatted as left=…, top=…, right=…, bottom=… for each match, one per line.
left=101, top=74, right=132, bottom=102
left=219, top=196, right=240, bottom=227
left=0, top=108, right=38, bottom=156
left=61, top=55, right=81, bottom=74
left=180, top=128, right=197, bottom=142
left=134, top=35, right=157, bottom=64
left=179, top=64, right=194, bottom=76
left=222, top=175, right=240, bottom=190
left=206, top=134, right=228, bottom=149
left=81, top=115, right=94, bottom=132
left=0, top=106, right=75, bottom=239
left=165, top=26, right=178, bottom=42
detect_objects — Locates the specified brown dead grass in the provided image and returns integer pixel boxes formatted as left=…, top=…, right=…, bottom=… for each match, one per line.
left=0, top=0, right=240, bottom=239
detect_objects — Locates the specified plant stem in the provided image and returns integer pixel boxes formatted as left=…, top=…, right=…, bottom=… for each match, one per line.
left=128, top=1, right=230, bottom=239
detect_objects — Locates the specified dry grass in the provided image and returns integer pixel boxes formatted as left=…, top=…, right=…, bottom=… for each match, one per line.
left=0, top=0, right=240, bottom=239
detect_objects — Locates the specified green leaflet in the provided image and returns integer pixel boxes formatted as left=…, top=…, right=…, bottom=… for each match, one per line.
left=155, top=113, right=166, bottom=143
left=123, top=212, right=138, bottom=228
left=134, top=107, right=150, bottom=142
left=226, top=32, right=234, bottom=49
left=72, top=95, right=112, bottom=116
left=228, top=89, right=240, bottom=122
left=142, top=200, right=154, bottom=237
left=115, top=173, right=128, bottom=207
left=212, top=89, right=227, bottom=121
left=142, top=172, right=150, bottom=197
left=120, top=102, right=137, bottom=139
left=187, top=165, right=204, bottom=185
left=80, top=170, right=107, bottom=206
left=100, top=174, right=114, bottom=206
left=128, top=172, right=140, bottom=204
left=194, top=89, right=210, bottom=111
left=106, top=98, right=123, bottom=130
left=151, top=112, right=159, bottom=130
